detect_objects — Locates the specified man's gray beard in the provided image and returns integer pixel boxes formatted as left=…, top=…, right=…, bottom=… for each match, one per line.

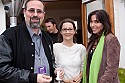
left=29, top=16, right=41, bottom=29
left=30, top=22, right=40, bottom=29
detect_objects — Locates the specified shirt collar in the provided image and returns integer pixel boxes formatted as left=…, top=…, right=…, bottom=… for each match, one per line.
left=26, top=25, right=42, bottom=38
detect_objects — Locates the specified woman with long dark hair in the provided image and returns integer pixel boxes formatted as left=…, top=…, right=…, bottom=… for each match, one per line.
left=82, top=10, right=120, bottom=83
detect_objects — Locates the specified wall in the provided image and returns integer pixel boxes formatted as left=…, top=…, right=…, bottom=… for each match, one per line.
left=0, top=0, right=6, bottom=34
left=45, top=9, right=81, bottom=25
left=44, top=1, right=81, bottom=29
left=114, top=0, right=125, bottom=68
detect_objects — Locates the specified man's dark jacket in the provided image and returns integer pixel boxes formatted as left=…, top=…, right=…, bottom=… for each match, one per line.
left=0, top=22, right=55, bottom=83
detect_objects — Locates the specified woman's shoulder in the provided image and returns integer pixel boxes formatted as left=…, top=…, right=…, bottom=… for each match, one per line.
left=74, top=43, right=86, bottom=49
left=105, top=33, right=116, bottom=41
left=105, top=33, right=119, bottom=45
left=53, top=43, right=61, bottom=46
left=74, top=44, right=86, bottom=55
left=75, top=43, right=85, bottom=47
left=53, top=43, right=62, bottom=48
left=105, top=33, right=114, bottom=38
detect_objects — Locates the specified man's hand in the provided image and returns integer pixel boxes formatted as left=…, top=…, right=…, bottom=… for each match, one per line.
left=37, top=74, right=52, bottom=83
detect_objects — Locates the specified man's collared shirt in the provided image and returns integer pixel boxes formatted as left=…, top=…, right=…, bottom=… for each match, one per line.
left=27, top=26, right=50, bottom=75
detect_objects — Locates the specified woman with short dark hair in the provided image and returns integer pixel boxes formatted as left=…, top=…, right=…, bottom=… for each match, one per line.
left=54, top=18, right=86, bottom=83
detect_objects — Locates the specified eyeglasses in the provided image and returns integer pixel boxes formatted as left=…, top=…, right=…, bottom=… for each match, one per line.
left=27, top=8, right=45, bottom=14
left=61, top=28, right=74, bottom=32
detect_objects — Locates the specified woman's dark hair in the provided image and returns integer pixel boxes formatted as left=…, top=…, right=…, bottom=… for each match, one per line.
left=87, top=10, right=113, bottom=41
left=58, top=18, right=76, bottom=43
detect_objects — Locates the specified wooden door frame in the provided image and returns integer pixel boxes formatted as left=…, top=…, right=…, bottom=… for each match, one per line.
left=81, top=0, right=114, bottom=47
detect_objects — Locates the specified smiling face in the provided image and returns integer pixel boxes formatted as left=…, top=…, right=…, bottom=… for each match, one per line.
left=23, top=0, right=45, bottom=29
left=90, top=15, right=103, bottom=34
left=60, top=22, right=76, bottom=42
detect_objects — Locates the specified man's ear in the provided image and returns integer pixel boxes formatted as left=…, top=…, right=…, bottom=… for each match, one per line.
left=53, top=24, right=56, bottom=29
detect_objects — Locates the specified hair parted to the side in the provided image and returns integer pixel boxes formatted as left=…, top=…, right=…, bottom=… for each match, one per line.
left=45, top=18, right=56, bottom=25
left=88, top=9, right=112, bottom=36
left=58, top=18, right=77, bottom=43
left=45, top=18, right=58, bottom=29
left=87, top=9, right=113, bottom=42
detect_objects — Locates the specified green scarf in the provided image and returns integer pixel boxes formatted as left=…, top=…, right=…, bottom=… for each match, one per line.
left=82, top=34, right=105, bottom=83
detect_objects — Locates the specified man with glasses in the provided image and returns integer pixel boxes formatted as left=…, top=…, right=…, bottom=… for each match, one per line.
left=0, top=0, right=64, bottom=83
